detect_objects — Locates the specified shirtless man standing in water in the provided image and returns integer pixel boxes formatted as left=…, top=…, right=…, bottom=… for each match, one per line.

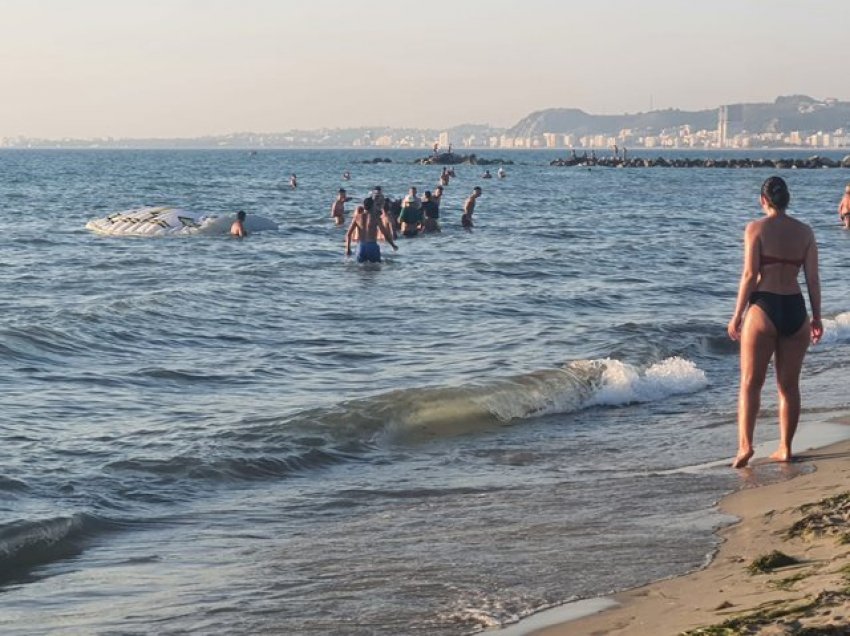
left=462, top=186, right=482, bottom=229
left=345, top=197, right=398, bottom=263
left=331, top=189, right=351, bottom=226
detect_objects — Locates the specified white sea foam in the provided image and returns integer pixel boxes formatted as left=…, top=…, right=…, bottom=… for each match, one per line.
left=586, top=357, right=708, bottom=407
left=819, top=311, right=850, bottom=344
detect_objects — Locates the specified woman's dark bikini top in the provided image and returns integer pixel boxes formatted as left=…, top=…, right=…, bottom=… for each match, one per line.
left=759, top=238, right=809, bottom=268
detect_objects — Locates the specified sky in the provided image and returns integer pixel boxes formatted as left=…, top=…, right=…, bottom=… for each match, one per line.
left=1, top=0, right=848, bottom=138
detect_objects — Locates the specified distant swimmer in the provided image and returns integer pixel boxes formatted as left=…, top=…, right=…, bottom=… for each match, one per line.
left=421, top=190, right=440, bottom=233
left=331, top=188, right=352, bottom=226
left=481, top=169, right=492, bottom=179
left=372, top=185, right=386, bottom=217
left=497, top=166, right=506, bottom=179
left=447, top=167, right=456, bottom=178
left=439, top=167, right=450, bottom=187
left=342, top=171, right=351, bottom=181
left=462, top=186, right=482, bottom=229
left=839, top=183, right=850, bottom=228
left=345, top=197, right=398, bottom=263
left=230, top=210, right=248, bottom=238
left=380, top=197, right=398, bottom=240
left=399, top=187, right=423, bottom=237
left=290, top=173, right=298, bottom=189
left=432, top=185, right=444, bottom=213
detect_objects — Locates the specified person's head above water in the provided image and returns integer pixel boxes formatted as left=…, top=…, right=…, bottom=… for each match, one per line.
left=236, top=210, right=246, bottom=221
left=761, top=176, right=790, bottom=210
left=473, top=186, right=482, bottom=195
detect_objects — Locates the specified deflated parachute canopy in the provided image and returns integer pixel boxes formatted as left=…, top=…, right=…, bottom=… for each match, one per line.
left=85, top=206, right=279, bottom=237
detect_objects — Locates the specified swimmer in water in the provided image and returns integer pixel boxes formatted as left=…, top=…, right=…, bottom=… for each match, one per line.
left=342, top=171, right=351, bottom=181
left=331, top=189, right=352, bottom=226
left=290, top=173, right=298, bottom=189
left=421, top=191, right=440, bottom=233
left=230, top=210, right=248, bottom=238
left=838, top=183, right=850, bottom=229
left=399, top=187, right=423, bottom=237
left=345, top=197, right=398, bottom=263
left=497, top=166, right=506, bottom=179
left=432, top=185, right=444, bottom=213
left=481, top=169, right=492, bottom=179
left=461, top=186, right=482, bottom=229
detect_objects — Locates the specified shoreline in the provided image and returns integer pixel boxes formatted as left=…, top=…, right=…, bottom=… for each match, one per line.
left=496, top=417, right=850, bottom=636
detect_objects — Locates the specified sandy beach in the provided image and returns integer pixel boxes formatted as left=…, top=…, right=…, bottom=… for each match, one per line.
left=520, top=434, right=850, bottom=636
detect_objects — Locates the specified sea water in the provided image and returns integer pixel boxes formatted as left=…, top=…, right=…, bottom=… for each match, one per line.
left=2, top=148, right=850, bottom=634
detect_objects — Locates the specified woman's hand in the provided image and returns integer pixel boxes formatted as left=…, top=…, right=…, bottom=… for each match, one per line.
left=727, top=314, right=742, bottom=341
left=811, top=317, right=823, bottom=344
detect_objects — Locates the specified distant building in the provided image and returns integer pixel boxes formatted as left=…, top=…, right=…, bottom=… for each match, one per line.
left=438, top=131, right=450, bottom=149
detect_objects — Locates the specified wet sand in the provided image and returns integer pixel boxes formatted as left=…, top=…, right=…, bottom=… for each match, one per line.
left=506, top=429, right=850, bottom=635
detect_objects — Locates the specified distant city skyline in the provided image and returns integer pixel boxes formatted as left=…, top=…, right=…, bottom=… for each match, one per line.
left=1, top=0, right=848, bottom=138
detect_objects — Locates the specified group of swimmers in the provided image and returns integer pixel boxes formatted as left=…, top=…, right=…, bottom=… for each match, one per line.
left=481, top=167, right=507, bottom=179
left=333, top=168, right=484, bottom=263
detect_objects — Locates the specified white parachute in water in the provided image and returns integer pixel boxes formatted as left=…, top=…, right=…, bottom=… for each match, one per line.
left=85, top=206, right=279, bottom=237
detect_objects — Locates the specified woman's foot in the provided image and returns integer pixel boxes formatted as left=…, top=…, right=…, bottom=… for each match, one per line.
left=770, top=448, right=792, bottom=462
left=732, top=448, right=754, bottom=468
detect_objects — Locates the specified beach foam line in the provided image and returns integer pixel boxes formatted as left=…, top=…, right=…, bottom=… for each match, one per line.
left=650, top=417, right=850, bottom=476
left=492, top=598, right=619, bottom=636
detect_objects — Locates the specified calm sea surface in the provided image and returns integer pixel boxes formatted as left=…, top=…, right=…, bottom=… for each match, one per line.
left=2, top=149, right=850, bottom=634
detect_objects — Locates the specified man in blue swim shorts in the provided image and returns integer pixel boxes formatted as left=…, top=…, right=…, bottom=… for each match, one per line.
left=345, top=197, right=398, bottom=263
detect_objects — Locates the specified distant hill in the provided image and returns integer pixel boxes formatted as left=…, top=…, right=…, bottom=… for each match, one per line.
left=507, top=95, right=850, bottom=137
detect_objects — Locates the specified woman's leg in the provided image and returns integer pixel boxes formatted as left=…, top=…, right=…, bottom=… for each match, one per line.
left=734, top=306, right=777, bottom=467
left=771, top=317, right=811, bottom=461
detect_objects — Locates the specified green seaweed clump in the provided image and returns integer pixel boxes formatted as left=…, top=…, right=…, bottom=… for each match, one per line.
left=770, top=571, right=809, bottom=590
left=789, top=492, right=850, bottom=540
left=747, top=550, right=800, bottom=575
left=682, top=590, right=847, bottom=635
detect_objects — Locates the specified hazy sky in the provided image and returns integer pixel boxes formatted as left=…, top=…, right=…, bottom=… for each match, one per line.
left=1, top=0, right=847, bottom=138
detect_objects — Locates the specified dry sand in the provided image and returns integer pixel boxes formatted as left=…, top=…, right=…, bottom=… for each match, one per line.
left=517, top=438, right=850, bottom=636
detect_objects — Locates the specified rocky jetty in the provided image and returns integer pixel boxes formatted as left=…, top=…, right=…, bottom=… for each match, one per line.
left=550, top=154, right=850, bottom=169
left=415, top=152, right=514, bottom=166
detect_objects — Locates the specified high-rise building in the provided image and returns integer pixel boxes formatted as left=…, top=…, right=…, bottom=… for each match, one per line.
left=717, top=106, right=728, bottom=149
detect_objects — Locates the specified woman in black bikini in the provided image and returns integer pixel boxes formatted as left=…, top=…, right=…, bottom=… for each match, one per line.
left=727, top=176, right=822, bottom=468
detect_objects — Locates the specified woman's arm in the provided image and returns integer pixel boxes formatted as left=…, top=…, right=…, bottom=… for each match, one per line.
left=728, top=222, right=760, bottom=341
left=803, top=231, right=822, bottom=344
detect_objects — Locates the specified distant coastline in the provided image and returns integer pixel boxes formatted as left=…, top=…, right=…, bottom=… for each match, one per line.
left=4, top=95, right=850, bottom=152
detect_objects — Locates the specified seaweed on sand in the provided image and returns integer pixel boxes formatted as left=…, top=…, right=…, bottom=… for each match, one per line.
left=747, top=550, right=800, bottom=575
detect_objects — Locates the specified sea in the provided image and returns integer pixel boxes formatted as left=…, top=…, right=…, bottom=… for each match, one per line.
left=2, top=148, right=850, bottom=635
